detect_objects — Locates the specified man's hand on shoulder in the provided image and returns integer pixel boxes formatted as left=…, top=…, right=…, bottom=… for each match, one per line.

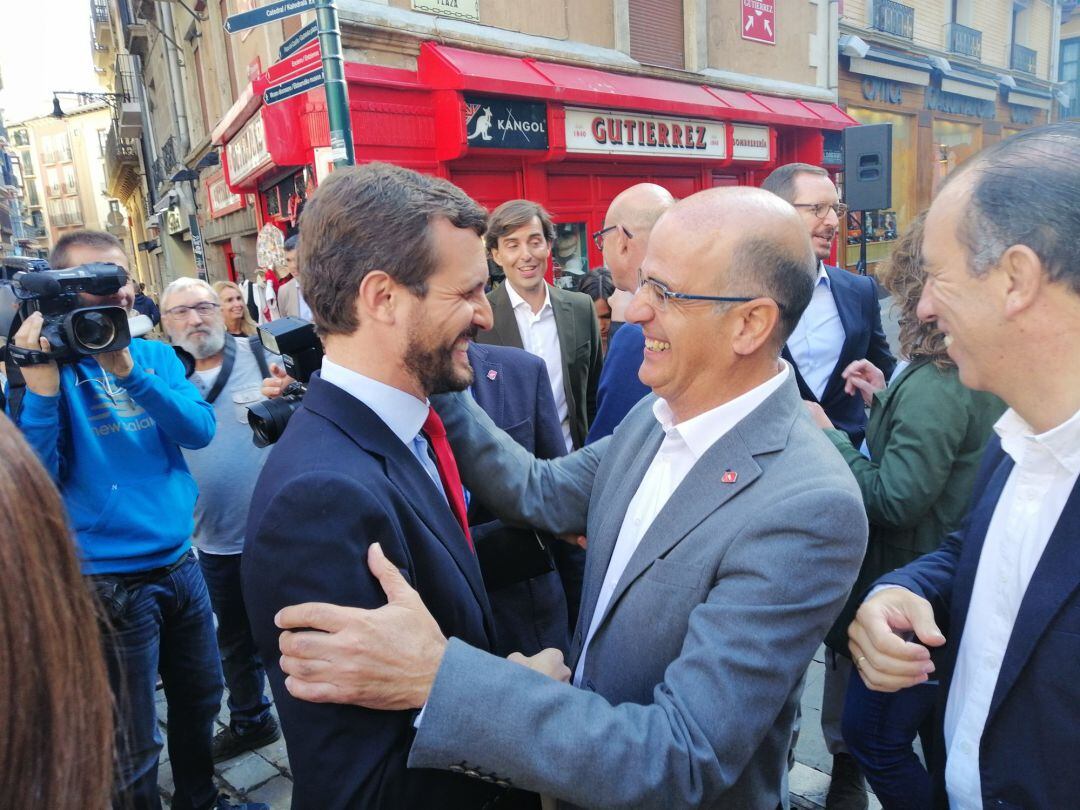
left=507, top=648, right=571, bottom=683
left=276, top=542, right=447, bottom=710
left=848, top=587, right=945, bottom=692
left=12, top=312, right=60, bottom=396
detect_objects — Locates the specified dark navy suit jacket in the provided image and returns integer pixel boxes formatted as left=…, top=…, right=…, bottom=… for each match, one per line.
left=468, top=342, right=585, bottom=655
left=585, top=323, right=649, bottom=444
left=242, top=374, right=500, bottom=809
left=877, top=435, right=1080, bottom=809
left=784, top=266, right=895, bottom=447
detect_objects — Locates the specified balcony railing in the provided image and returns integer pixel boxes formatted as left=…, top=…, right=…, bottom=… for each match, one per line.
left=91, top=0, right=109, bottom=24
left=873, top=0, right=914, bottom=40
left=946, top=22, right=982, bottom=60
left=24, top=225, right=47, bottom=239
left=1011, top=43, right=1037, bottom=75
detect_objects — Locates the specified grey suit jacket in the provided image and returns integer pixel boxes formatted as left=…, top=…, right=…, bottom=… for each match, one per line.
left=411, top=373, right=867, bottom=809
left=276, top=277, right=300, bottom=319
left=476, top=282, right=603, bottom=449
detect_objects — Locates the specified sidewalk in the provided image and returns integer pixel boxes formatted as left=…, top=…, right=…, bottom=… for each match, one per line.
left=157, top=646, right=879, bottom=808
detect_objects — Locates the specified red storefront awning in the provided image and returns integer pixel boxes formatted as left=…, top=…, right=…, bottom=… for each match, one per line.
left=419, top=43, right=856, bottom=131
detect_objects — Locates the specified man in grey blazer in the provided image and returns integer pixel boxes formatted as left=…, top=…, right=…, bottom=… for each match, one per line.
left=273, top=187, right=868, bottom=809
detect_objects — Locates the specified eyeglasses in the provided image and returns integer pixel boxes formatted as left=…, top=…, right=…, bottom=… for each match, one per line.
left=636, top=268, right=774, bottom=313
left=591, top=224, right=634, bottom=252
left=164, top=302, right=220, bottom=319
left=792, top=202, right=849, bottom=220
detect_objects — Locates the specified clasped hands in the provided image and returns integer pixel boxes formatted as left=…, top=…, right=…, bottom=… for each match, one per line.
left=276, top=543, right=571, bottom=710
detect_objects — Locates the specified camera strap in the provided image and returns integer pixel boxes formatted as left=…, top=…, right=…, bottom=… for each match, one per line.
left=7, top=344, right=54, bottom=367
left=203, top=334, right=237, bottom=405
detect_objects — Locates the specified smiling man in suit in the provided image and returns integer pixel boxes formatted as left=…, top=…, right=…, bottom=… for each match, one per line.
left=272, top=186, right=868, bottom=809
left=242, top=163, right=542, bottom=809
left=849, top=123, right=1080, bottom=809
left=478, top=200, right=603, bottom=451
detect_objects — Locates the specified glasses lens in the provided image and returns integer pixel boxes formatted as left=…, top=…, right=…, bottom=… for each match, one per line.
left=195, top=303, right=217, bottom=315
left=73, top=311, right=117, bottom=351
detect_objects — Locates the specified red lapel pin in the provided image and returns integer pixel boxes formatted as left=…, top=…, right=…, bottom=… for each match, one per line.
left=487, top=369, right=498, bottom=381
left=721, top=469, right=738, bottom=484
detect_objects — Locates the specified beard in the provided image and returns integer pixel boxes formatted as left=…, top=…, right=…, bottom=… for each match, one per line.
left=177, top=324, right=226, bottom=360
left=403, top=321, right=477, bottom=396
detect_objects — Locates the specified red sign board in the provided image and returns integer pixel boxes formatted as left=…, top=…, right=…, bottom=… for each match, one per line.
left=741, top=0, right=775, bottom=45
left=263, top=41, right=321, bottom=87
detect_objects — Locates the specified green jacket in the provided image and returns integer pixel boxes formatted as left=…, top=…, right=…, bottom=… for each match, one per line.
left=823, top=359, right=1005, bottom=653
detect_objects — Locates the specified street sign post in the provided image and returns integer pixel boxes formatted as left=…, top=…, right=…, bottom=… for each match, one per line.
left=263, top=41, right=321, bottom=86
left=279, top=20, right=318, bottom=59
left=224, top=0, right=316, bottom=35
left=264, top=68, right=325, bottom=106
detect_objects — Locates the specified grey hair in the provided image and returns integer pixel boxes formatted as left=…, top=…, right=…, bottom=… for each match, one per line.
left=160, top=276, right=218, bottom=311
left=946, top=123, right=1080, bottom=292
left=728, top=235, right=816, bottom=345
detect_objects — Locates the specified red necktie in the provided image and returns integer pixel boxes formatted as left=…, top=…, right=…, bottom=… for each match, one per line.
left=422, top=406, right=474, bottom=553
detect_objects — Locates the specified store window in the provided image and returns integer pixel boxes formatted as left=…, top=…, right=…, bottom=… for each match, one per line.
left=932, top=119, right=982, bottom=194
left=843, top=107, right=917, bottom=270
left=551, top=221, right=589, bottom=290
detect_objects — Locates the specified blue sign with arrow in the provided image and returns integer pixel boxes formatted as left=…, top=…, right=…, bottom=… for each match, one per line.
left=224, top=0, right=316, bottom=34
left=264, top=68, right=325, bottom=106
left=279, top=20, right=318, bottom=59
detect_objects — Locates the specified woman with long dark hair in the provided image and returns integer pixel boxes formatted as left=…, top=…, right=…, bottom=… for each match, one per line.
left=0, top=412, right=114, bottom=808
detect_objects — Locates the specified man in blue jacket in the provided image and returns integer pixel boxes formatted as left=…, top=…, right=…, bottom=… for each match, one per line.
left=9, top=231, right=258, bottom=810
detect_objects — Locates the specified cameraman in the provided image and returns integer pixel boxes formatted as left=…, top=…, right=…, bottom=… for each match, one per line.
left=7, top=231, right=258, bottom=810
left=159, top=277, right=281, bottom=763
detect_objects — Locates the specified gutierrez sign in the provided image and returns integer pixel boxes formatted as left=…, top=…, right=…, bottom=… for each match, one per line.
left=564, top=107, right=727, bottom=160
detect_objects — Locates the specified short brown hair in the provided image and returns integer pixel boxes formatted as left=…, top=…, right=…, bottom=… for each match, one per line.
left=760, top=163, right=829, bottom=205
left=299, top=163, right=487, bottom=336
left=50, top=230, right=124, bottom=269
left=484, top=199, right=556, bottom=254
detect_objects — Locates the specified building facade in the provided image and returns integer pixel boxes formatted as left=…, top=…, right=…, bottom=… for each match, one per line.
left=836, top=0, right=1063, bottom=272
left=1060, top=1, right=1080, bottom=118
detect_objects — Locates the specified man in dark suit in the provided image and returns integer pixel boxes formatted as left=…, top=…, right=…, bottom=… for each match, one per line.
left=467, top=341, right=584, bottom=655
left=762, top=162, right=896, bottom=808
left=243, top=163, right=539, bottom=809
left=850, top=123, right=1080, bottom=809
left=477, top=199, right=603, bottom=451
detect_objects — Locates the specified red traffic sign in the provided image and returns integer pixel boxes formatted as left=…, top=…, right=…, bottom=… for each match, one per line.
left=263, top=40, right=321, bottom=86
left=741, top=0, right=775, bottom=45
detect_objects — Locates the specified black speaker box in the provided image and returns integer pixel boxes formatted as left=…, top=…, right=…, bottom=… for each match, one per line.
left=843, top=124, right=892, bottom=212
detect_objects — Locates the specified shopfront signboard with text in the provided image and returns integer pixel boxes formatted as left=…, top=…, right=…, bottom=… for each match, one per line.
left=464, top=96, right=548, bottom=150
left=226, top=112, right=272, bottom=187
left=731, top=124, right=772, bottom=161
left=563, top=107, right=727, bottom=160
left=741, top=0, right=775, bottom=45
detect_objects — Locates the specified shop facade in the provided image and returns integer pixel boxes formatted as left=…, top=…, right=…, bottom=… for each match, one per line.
left=216, top=42, right=856, bottom=286
left=838, top=46, right=1052, bottom=273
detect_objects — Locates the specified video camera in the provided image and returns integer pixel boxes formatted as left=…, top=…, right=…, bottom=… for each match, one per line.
left=247, top=316, right=323, bottom=447
left=0, top=257, right=132, bottom=366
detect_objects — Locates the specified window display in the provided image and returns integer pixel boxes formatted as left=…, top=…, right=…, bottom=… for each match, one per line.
left=552, top=221, right=588, bottom=289
left=932, top=120, right=982, bottom=195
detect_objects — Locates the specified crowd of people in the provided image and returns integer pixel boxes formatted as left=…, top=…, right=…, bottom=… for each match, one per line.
left=0, top=120, right=1077, bottom=810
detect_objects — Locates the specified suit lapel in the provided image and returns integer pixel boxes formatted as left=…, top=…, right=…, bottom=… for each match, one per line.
left=820, top=267, right=859, bottom=404
left=549, top=285, right=578, bottom=412
left=781, top=346, right=818, bottom=403
left=487, top=284, right=524, bottom=350
left=302, top=377, right=495, bottom=641
left=467, top=343, right=504, bottom=425
left=987, top=474, right=1080, bottom=723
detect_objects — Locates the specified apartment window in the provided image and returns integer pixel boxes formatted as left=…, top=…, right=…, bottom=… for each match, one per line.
left=1062, top=39, right=1080, bottom=119
left=98, top=128, right=109, bottom=157
left=13, top=129, right=29, bottom=146
left=28, top=183, right=40, bottom=208
left=63, top=197, right=83, bottom=227
left=63, top=165, right=78, bottom=195
left=20, top=150, right=34, bottom=176
left=46, top=167, right=61, bottom=197
left=628, top=0, right=685, bottom=70
left=58, top=133, right=72, bottom=163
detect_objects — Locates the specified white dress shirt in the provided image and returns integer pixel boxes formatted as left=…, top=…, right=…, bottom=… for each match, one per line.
left=506, top=282, right=573, bottom=452
left=573, top=364, right=790, bottom=685
left=786, top=263, right=844, bottom=400
left=319, top=358, right=447, bottom=502
left=943, top=405, right=1080, bottom=809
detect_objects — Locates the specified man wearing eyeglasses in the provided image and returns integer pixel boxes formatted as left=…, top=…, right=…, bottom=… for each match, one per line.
left=761, top=164, right=895, bottom=809
left=270, top=187, right=867, bottom=809
left=8, top=231, right=265, bottom=810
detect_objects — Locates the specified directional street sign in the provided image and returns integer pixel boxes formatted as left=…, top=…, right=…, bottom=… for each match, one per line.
left=279, top=20, right=318, bottom=59
left=264, top=68, right=325, bottom=106
left=264, top=40, right=321, bottom=86
left=224, top=0, right=316, bottom=35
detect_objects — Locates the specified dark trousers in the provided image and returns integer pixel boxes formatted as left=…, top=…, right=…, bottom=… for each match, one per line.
left=198, top=550, right=272, bottom=735
left=99, top=552, right=223, bottom=810
left=842, top=669, right=937, bottom=810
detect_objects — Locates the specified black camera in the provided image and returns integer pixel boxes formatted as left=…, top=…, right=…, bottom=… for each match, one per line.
left=1, top=258, right=132, bottom=366
left=247, top=317, right=323, bottom=447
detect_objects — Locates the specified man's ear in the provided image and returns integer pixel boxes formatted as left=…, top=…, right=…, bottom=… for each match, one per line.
left=357, top=270, right=399, bottom=326
left=731, top=300, right=781, bottom=357
left=999, top=244, right=1043, bottom=319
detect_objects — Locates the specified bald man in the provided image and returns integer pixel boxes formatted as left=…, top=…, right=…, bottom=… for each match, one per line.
left=586, top=183, right=675, bottom=442
left=271, top=187, right=868, bottom=809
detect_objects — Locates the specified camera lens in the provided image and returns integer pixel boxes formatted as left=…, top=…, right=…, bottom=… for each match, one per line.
left=72, top=311, right=118, bottom=351
left=247, top=396, right=302, bottom=448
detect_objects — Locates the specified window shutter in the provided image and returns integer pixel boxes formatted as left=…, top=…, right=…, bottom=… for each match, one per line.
left=629, top=0, right=686, bottom=70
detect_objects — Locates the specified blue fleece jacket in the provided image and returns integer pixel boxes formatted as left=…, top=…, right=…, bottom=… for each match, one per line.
left=12, top=339, right=215, bottom=574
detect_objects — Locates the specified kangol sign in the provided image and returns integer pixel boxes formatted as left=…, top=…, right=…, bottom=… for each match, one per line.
left=564, top=107, right=727, bottom=160
left=226, top=112, right=272, bottom=186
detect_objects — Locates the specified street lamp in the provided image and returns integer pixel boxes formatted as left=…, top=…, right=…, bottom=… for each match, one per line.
left=50, top=90, right=130, bottom=119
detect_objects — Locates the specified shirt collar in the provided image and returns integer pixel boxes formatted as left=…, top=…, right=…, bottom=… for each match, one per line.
left=505, top=280, right=551, bottom=314
left=994, top=405, right=1080, bottom=475
left=816, top=262, right=830, bottom=288
left=319, top=357, right=429, bottom=446
left=651, top=363, right=790, bottom=460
